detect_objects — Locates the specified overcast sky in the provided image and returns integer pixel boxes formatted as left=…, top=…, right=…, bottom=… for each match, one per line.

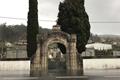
left=0, top=0, right=120, bottom=35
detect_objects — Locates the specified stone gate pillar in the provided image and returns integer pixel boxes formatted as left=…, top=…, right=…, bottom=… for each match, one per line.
left=69, top=34, right=78, bottom=70
left=30, top=43, right=41, bottom=76
left=41, top=47, right=48, bottom=71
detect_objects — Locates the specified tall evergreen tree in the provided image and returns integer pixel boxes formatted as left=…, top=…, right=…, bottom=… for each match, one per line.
left=57, top=0, right=90, bottom=53
left=27, top=0, right=39, bottom=57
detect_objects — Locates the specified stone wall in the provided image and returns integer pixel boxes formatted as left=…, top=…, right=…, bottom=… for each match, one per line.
left=83, top=58, right=120, bottom=69
left=1, top=59, right=120, bottom=71
left=0, top=60, right=30, bottom=71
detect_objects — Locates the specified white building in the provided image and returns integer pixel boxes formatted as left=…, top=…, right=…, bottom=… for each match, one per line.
left=86, top=42, right=112, bottom=50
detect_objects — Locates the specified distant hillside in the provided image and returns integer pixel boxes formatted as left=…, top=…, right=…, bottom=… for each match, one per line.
left=99, top=35, right=120, bottom=42
left=89, top=34, right=120, bottom=44
left=99, top=35, right=120, bottom=39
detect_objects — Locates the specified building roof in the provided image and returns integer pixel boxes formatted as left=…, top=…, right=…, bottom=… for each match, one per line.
left=86, top=42, right=112, bottom=50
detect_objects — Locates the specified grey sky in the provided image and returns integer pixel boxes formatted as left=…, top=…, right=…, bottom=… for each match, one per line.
left=0, top=0, right=120, bottom=35
left=85, top=0, right=120, bottom=35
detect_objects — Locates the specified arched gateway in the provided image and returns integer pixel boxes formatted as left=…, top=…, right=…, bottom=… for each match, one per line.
left=31, top=25, right=79, bottom=73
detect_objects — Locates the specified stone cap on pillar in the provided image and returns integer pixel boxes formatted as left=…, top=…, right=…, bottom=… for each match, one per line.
left=70, top=34, right=77, bottom=42
left=52, top=25, right=61, bottom=32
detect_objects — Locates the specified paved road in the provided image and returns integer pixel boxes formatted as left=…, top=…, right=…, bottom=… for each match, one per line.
left=0, top=70, right=120, bottom=80
left=88, top=76, right=120, bottom=80
left=1, top=76, right=120, bottom=80
left=85, top=69, right=120, bottom=80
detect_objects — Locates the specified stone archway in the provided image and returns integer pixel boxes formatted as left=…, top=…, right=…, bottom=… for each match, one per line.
left=47, top=43, right=66, bottom=70
left=31, top=25, right=79, bottom=73
left=41, top=32, right=69, bottom=71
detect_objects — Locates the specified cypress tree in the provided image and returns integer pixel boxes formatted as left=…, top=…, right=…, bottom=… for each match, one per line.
left=27, top=0, right=39, bottom=57
left=57, top=0, right=90, bottom=53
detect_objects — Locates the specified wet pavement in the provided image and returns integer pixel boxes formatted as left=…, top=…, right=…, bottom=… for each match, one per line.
left=1, top=69, right=120, bottom=80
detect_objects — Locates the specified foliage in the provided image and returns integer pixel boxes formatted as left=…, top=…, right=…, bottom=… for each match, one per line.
left=57, top=0, right=91, bottom=53
left=27, top=0, right=39, bottom=57
left=0, top=23, right=51, bottom=43
left=89, top=34, right=101, bottom=43
left=95, top=50, right=113, bottom=58
left=39, top=28, right=51, bottom=34
left=113, top=45, right=120, bottom=51
left=0, top=23, right=26, bottom=42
